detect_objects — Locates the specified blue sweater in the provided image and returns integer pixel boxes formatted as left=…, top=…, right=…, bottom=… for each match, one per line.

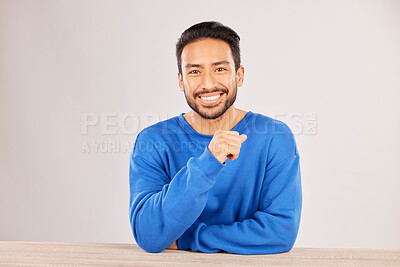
left=129, top=111, right=302, bottom=255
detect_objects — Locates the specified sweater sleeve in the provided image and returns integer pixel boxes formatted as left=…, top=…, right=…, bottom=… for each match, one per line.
left=177, top=141, right=302, bottom=255
left=129, top=132, right=225, bottom=253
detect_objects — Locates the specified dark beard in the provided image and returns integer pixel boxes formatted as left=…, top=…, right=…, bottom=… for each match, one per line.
left=184, top=87, right=237, bottom=120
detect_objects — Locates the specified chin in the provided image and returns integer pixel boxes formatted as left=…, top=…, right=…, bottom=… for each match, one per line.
left=197, top=107, right=227, bottom=120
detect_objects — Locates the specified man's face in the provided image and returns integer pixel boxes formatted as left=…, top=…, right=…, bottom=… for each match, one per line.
left=178, top=38, right=244, bottom=120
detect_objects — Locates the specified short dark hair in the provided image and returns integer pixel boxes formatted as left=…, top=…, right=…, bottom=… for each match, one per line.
left=176, top=21, right=241, bottom=75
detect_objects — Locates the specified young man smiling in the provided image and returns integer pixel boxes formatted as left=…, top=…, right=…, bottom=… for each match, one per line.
left=129, top=21, right=302, bottom=255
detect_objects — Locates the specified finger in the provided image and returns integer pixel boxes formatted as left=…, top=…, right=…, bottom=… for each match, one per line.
left=227, top=131, right=239, bottom=136
left=216, top=130, right=231, bottom=136
left=239, top=134, right=247, bottom=143
left=223, top=142, right=241, bottom=152
left=222, top=134, right=244, bottom=144
left=231, top=147, right=241, bottom=156
left=225, top=145, right=240, bottom=157
left=224, top=145, right=232, bottom=157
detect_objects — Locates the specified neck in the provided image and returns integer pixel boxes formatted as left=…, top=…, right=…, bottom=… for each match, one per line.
left=183, top=106, right=246, bottom=135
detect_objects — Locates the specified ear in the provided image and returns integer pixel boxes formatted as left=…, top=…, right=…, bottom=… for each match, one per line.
left=236, top=65, right=244, bottom=87
left=178, top=72, right=184, bottom=92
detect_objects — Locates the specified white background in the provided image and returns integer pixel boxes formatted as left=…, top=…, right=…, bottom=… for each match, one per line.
left=1, top=0, right=399, bottom=249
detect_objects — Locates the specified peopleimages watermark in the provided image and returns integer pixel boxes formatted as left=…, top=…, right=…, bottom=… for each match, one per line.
left=81, top=112, right=171, bottom=135
left=81, top=112, right=317, bottom=154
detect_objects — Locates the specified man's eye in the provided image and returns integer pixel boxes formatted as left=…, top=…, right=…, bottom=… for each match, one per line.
left=189, top=70, right=199, bottom=74
left=216, top=67, right=226, bottom=72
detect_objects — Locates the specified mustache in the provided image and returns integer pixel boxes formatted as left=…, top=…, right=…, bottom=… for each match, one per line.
left=194, top=88, right=228, bottom=98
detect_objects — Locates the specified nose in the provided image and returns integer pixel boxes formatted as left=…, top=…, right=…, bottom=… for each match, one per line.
left=201, top=72, right=218, bottom=90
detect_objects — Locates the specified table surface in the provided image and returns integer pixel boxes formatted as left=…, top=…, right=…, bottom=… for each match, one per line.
left=0, top=242, right=399, bottom=266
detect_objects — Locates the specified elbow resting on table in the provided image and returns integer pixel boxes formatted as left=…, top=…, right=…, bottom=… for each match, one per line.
left=132, top=220, right=174, bottom=253
left=258, top=235, right=295, bottom=255
left=257, top=216, right=299, bottom=255
left=138, top=242, right=165, bottom=254
left=134, top=231, right=168, bottom=253
left=273, top=225, right=298, bottom=254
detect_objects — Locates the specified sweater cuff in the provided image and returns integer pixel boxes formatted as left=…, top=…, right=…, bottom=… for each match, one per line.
left=192, top=146, right=225, bottom=181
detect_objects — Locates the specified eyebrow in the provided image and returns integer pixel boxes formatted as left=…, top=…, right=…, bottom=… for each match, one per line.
left=184, top=60, right=230, bottom=69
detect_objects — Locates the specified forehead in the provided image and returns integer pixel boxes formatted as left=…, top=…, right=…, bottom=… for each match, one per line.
left=181, top=38, right=233, bottom=65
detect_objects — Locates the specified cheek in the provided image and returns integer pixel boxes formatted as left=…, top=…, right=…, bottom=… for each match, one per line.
left=184, top=78, right=200, bottom=91
left=200, top=75, right=225, bottom=88
left=218, top=72, right=235, bottom=85
left=222, top=75, right=236, bottom=88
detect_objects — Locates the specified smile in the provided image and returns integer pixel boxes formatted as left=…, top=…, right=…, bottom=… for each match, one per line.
left=198, top=93, right=224, bottom=105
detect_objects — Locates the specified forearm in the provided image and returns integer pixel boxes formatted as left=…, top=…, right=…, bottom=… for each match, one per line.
left=130, top=147, right=225, bottom=253
left=178, top=155, right=302, bottom=255
left=179, top=209, right=301, bottom=255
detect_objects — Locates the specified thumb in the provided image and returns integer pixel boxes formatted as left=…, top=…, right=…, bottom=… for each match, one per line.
left=239, top=134, right=247, bottom=143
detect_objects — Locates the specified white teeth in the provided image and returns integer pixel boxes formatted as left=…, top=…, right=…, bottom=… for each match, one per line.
left=201, top=94, right=221, bottom=101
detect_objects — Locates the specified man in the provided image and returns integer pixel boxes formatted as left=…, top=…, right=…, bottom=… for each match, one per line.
left=129, top=21, right=302, bottom=255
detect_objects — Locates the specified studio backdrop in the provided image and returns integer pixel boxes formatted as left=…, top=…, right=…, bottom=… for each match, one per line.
left=0, top=0, right=399, bottom=249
